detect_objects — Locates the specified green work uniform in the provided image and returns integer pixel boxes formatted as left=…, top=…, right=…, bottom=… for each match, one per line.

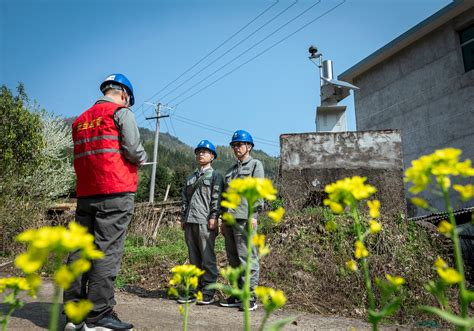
left=181, top=167, right=224, bottom=294
left=223, top=156, right=264, bottom=291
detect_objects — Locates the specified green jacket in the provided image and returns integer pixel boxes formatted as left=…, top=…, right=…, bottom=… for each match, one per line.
left=182, top=167, right=224, bottom=224
left=224, top=156, right=265, bottom=220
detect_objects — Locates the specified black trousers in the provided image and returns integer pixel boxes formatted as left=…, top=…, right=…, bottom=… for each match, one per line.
left=63, top=194, right=134, bottom=323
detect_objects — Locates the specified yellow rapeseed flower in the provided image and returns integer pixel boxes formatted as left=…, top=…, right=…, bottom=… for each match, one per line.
left=0, top=277, right=31, bottom=294
left=54, top=266, right=75, bottom=289
left=64, top=300, right=93, bottom=324
left=346, top=260, right=358, bottom=272
left=354, top=240, right=369, bottom=259
left=437, top=220, right=453, bottom=237
left=368, top=220, right=382, bottom=234
left=324, top=176, right=377, bottom=211
left=386, top=274, right=405, bottom=286
left=410, top=197, right=429, bottom=209
left=195, top=291, right=203, bottom=302
left=434, top=256, right=447, bottom=269
left=453, top=184, right=474, bottom=201
left=323, top=199, right=344, bottom=214
left=70, top=259, right=91, bottom=276
left=271, top=290, right=287, bottom=307
left=268, top=207, right=285, bottom=223
left=404, top=148, right=474, bottom=194
left=189, top=276, right=198, bottom=289
left=168, top=287, right=178, bottom=298
left=254, top=286, right=287, bottom=310
left=437, top=267, right=463, bottom=284
left=15, top=251, right=45, bottom=274
left=221, top=212, right=236, bottom=225
left=367, top=200, right=380, bottom=218
left=252, top=234, right=270, bottom=256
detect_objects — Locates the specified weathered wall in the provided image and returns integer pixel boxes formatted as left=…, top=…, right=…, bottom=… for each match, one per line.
left=279, top=130, right=407, bottom=218
left=352, top=8, right=474, bottom=216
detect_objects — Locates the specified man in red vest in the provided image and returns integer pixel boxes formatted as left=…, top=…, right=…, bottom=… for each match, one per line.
left=64, top=74, right=146, bottom=331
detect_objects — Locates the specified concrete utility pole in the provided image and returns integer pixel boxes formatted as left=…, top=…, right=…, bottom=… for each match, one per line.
left=145, top=102, right=169, bottom=203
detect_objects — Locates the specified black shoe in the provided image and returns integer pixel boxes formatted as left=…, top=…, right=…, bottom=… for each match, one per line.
left=196, top=293, right=215, bottom=305
left=239, top=298, right=258, bottom=311
left=219, top=296, right=241, bottom=308
left=177, top=296, right=196, bottom=304
left=84, top=311, right=133, bottom=331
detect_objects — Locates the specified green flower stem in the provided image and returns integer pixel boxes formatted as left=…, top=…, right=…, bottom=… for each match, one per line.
left=442, top=189, right=468, bottom=324
left=352, top=206, right=376, bottom=328
left=258, top=311, right=270, bottom=331
left=49, top=254, right=62, bottom=331
left=183, top=284, right=189, bottom=331
left=243, top=203, right=255, bottom=331
left=1, top=289, right=19, bottom=331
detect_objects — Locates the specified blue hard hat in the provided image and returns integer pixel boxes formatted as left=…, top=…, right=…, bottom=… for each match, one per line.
left=230, top=130, right=254, bottom=147
left=100, top=73, right=135, bottom=106
left=195, top=139, right=217, bottom=158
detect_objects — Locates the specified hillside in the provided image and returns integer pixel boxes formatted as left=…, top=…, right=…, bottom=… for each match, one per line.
left=136, top=128, right=280, bottom=202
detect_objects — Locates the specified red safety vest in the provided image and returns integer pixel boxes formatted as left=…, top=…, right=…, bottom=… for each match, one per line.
left=72, top=101, right=138, bottom=197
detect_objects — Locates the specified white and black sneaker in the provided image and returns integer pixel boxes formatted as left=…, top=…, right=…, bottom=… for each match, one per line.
left=196, top=293, right=215, bottom=305
left=83, top=311, right=133, bottom=331
left=239, top=298, right=258, bottom=312
left=219, top=296, right=241, bottom=308
left=64, top=321, right=84, bottom=331
left=177, top=296, right=196, bottom=304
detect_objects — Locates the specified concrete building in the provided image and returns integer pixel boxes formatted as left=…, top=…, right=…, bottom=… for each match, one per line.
left=279, top=130, right=406, bottom=218
left=339, top=0, right=474, bottom=217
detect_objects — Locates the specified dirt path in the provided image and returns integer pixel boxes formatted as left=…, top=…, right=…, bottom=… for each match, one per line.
left=2, top=279, right=406, bottom=330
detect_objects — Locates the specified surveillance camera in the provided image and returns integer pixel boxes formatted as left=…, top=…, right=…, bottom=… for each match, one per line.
left=308, top=45, right=318, bottom=56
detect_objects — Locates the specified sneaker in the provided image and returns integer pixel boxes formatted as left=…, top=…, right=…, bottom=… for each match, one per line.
left=239, top=298, right=258, bottom=312
left=219, top=296, right=241, bottom=308
left=196, top=293, right=215, bottom=305
left=177, top=296, right=196, bottom=304
left=64, top=321, right=84, bottom=331
left=83, top=311, right=133, bottom=331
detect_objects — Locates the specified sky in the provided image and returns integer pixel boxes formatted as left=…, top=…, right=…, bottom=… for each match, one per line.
left=1, top=0, right=452, bottom=156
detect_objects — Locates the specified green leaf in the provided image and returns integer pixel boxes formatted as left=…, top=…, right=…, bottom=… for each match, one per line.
left=419, top=306, right=474, bottom=327
left=463, top=289, right=474, bottom=303
left=368, top=299, right=401, bottom=324
left=266, top=316, right=296, bottom=331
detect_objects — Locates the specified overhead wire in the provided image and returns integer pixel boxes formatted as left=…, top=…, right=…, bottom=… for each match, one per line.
left=173, top=113, right=278, bottom=144
left=165, top=0, right=323, bottom=105
left=142, top=0, right=280, bottom=105
left=159, top=0, right=299, bottom=102
left=173, top=0, right=346, bottom=107
left=171, top=115, right=279, bottom=148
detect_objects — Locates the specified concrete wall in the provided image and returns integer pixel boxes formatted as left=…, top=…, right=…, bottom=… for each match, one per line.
left=352, top=8, right=474, bottom=216
left=279, top=130, right=406, bottom=218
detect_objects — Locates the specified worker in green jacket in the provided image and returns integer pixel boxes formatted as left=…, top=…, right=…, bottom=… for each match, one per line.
left=220, top=130, right=264, bottom=311
left=180, top=139, right=224, bottom=305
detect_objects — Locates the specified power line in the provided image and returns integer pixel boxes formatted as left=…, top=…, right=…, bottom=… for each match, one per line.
left=168, top=117, right=178, bottom=138
left=159, top=0, right=299, bottom=102
left=142, top=0, right=280, bottom=105
left=171, top=115, right=280, bottom=148
left=174, top=0, right=346, bottom=106
left=173, top=113, right=278, bottom=144
left=166, top=0, right=323, bottom=105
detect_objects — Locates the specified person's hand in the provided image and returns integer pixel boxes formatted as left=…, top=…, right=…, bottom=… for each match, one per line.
left=251, top=218, right=257, bottom=230
left=220, top=222, right=225, bottom=235
left=208, top=218, right=217, bottom=230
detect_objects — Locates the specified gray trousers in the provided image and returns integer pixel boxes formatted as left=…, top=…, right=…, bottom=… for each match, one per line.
left=184, top=223, right=218, bottom=295
left=63, top=194, right=134, bottom=323
left=223, top=219, right=259, bottom=292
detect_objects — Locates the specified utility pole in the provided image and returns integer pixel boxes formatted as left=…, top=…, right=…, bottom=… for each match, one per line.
left=145, top=102, right=169, bottom=203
